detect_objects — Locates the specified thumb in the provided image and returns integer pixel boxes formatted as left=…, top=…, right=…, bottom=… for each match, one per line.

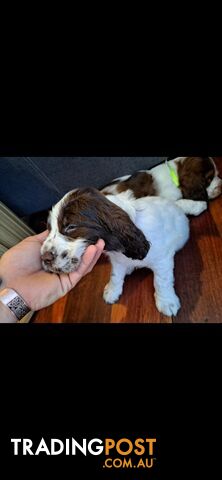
left=34, top=230, right=49, bottom=243
left=68, top=240, right=105, bottom=287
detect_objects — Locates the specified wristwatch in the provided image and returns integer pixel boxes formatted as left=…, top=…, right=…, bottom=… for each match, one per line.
left=0, top=288, right=31, bottom=321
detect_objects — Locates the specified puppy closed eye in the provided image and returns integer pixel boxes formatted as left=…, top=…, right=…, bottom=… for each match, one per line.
left=64, top=224, right=77, bottom=233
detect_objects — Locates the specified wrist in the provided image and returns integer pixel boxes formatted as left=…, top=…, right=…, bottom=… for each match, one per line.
left=0, top=299, right=17, bottom=323
left=0, top=288, right=31, bottom=322
left=0, top=275, right=32, bottom=310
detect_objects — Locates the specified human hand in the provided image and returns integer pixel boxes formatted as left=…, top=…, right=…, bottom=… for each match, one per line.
left=0, top=231, right=105, bottom=311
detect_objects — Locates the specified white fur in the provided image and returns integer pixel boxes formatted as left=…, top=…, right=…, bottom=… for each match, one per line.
left=207, top=176, right=222, bottom=199
left=175, top=199, right=207, bottom=215
left=104, top=192, right=190, bottom=316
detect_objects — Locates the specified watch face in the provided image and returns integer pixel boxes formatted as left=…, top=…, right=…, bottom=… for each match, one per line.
left=8, top=296, right=30, bottom=320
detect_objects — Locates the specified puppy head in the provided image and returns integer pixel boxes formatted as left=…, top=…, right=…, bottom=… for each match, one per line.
left=177, top=157, right=222, bottom=201
left=41, top=187, right=150, bottom=273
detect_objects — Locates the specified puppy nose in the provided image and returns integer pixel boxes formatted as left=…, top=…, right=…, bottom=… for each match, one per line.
left=41, top=251, right=55, bottom=264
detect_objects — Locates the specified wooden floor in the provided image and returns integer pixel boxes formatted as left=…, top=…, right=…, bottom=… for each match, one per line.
left=33, top=159, right=222, bottom=323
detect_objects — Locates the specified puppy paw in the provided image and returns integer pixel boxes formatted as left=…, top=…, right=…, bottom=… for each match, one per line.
left=155, top=292, right=181, bottom=316
left=191, top=201, right=207, bottom=216
left=103, top=283, right=121, bottom=304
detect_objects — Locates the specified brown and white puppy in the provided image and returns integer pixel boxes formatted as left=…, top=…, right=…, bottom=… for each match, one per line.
left=101, top=157, right=222, bottom=216
left=41, top=187, right=190, bottom=316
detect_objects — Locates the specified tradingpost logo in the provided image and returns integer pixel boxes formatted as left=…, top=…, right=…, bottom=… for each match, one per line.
left=11, top=436, right=157, bottom=469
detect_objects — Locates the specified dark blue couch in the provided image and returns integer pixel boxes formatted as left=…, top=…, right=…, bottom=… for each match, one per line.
left=0, top=157, right=167, bottom=217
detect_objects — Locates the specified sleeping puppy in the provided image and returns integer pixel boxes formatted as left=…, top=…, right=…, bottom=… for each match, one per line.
left=101, top=157, right=222, bottom=216
left=41, top=187, right=189, bottom=316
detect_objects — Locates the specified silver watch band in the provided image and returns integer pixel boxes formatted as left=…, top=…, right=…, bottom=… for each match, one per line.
left=0, top=288, right=30, bottom=321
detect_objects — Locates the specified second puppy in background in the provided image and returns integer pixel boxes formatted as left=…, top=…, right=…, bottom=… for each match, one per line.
left=101, top=157, right=222, bottom=216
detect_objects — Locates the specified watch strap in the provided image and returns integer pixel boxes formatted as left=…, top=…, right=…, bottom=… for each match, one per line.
left=0, top=288, right=30, bottom=321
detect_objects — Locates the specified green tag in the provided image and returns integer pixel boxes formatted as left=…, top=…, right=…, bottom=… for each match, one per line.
left=167, top=163, right=180, bottom=187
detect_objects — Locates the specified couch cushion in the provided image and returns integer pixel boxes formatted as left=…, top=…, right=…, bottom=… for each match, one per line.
left=0, top=157, right=167, bottom=216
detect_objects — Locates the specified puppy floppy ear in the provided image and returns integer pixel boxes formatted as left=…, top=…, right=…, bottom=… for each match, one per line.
left=180, top=174, right=208, bottom=201
left=177, top=158, right=208, bottom=201
left=96, top=197, right=150, bottom=259
left=105, top=216, right=150, bottom=260
left=120, top=224, right=150, bottom=260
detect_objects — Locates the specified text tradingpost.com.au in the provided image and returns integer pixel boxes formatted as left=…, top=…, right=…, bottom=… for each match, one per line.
left=10, top=437, right=157, bottom=469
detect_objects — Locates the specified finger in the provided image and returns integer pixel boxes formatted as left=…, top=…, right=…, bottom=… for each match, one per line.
left=95, top=239, right=105, bottom=250
left=75, top=241, right=105, bottom=278
left=79, top=240, right=105, bottom=271
left=68, top=243, right=103, bottom=287
left=34, top=230, right=49, bottom=243
left=67, top=245, right=98, bottom=284
left=86, top=241, right=105, bottom=272
left=77, top=245, right=99, bottom=274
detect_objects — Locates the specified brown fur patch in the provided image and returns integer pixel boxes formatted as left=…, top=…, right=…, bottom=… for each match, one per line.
left=57, top=187, right=150, bottom=260
left=177, top=157, right=215, bottom=201
left=116, top=172, right=157, bottom=198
